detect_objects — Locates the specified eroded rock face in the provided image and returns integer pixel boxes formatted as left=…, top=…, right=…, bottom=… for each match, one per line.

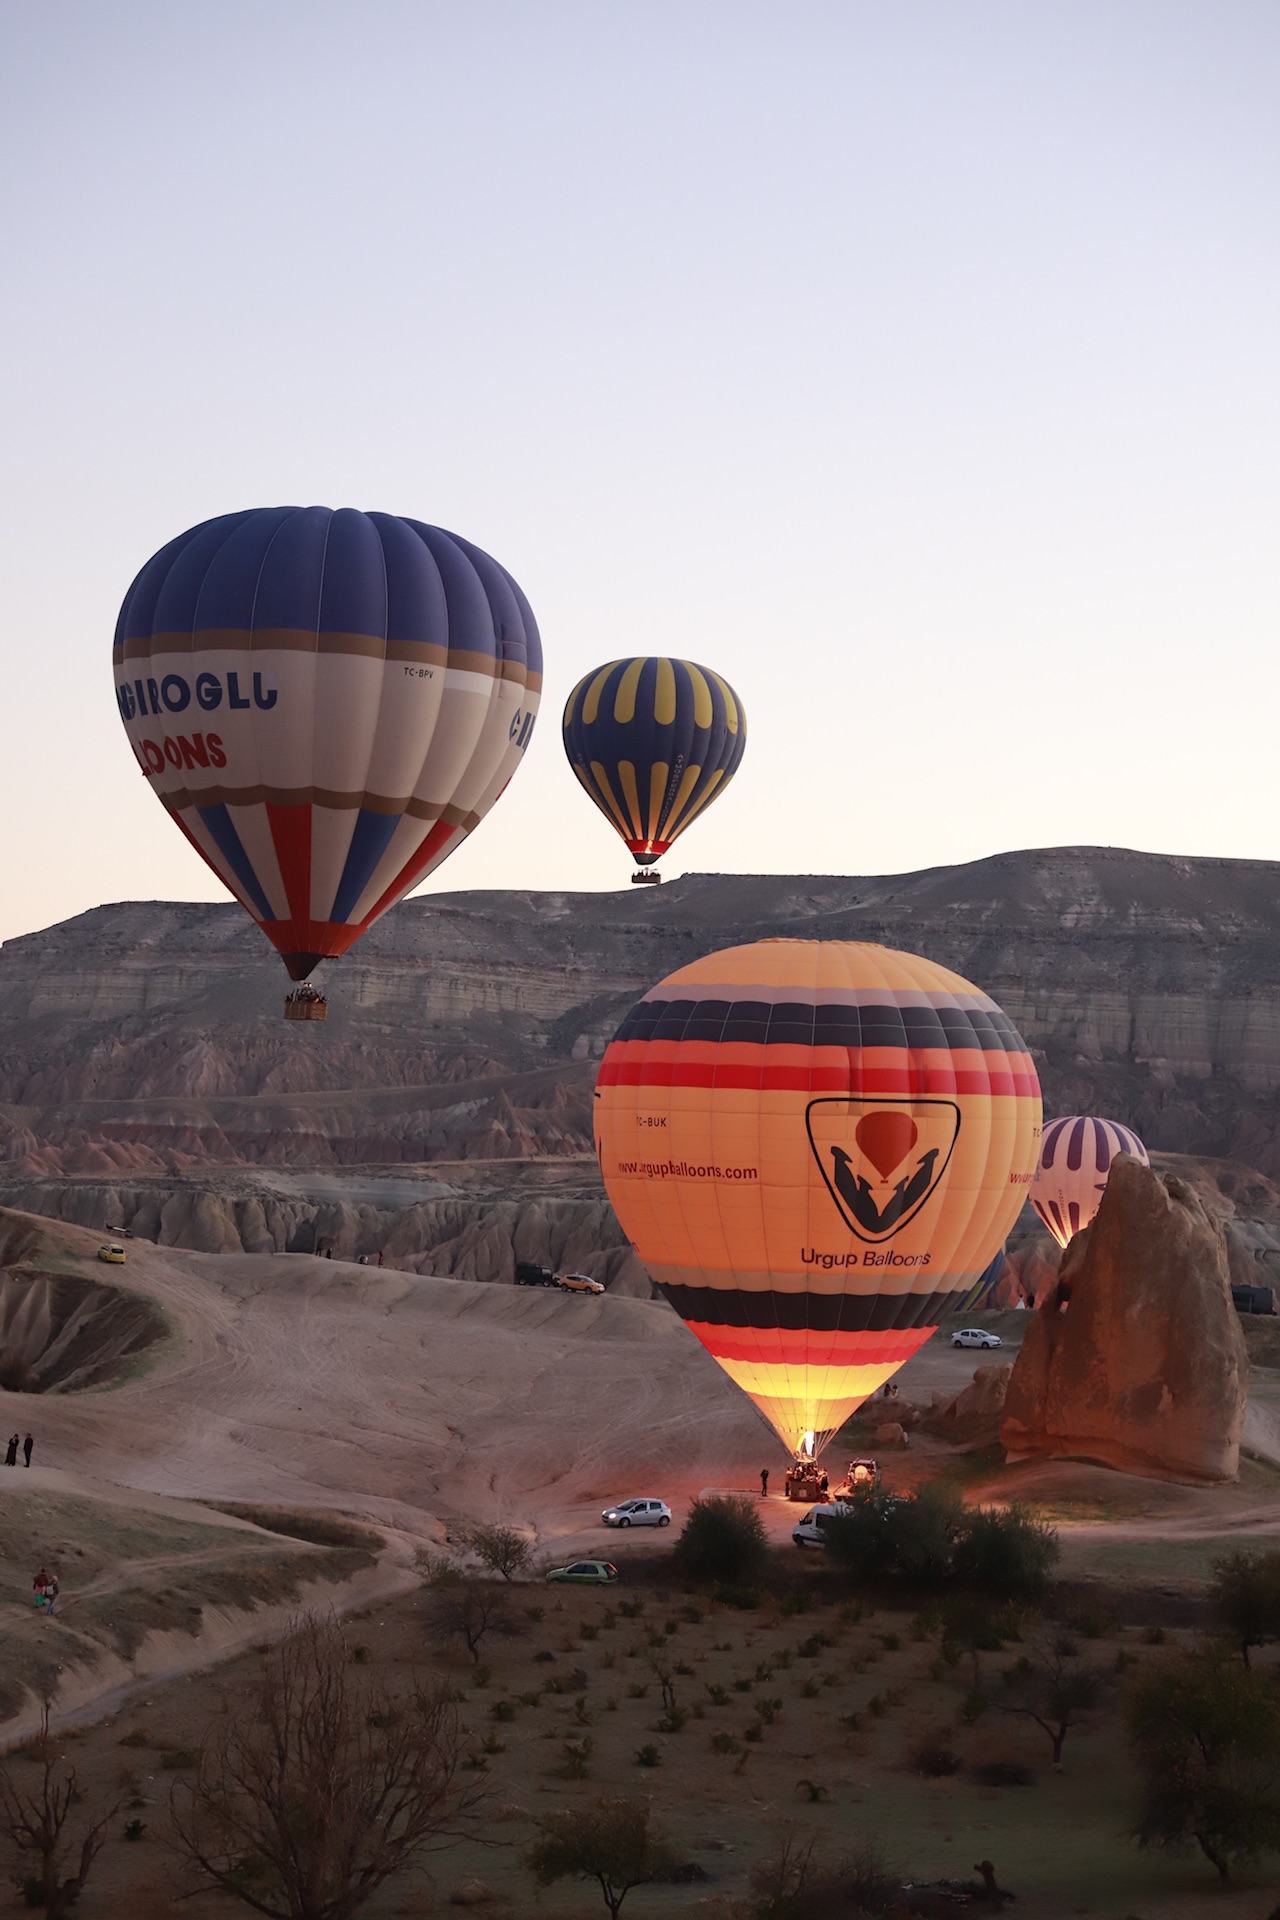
left=0, top=1269, right=168, bottom=1392
left=1000, top=1157, right=1248, bottom=1483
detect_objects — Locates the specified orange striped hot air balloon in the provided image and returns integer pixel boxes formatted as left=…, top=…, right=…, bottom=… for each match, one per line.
left=594, top=940, right=1042, bottom=1458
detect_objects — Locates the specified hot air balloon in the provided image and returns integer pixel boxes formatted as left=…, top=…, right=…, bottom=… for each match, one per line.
left=594, top=940, right=1041, bottom=1459
left=562, top=657, right=745, bottom=884
left=113, top=508, right=541, bottom=1002
left=1030, top=1115, right=1148, bottom=1248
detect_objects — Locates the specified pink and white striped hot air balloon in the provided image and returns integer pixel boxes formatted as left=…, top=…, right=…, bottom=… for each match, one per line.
left=1029, top=1115, right=1149, bottom=1248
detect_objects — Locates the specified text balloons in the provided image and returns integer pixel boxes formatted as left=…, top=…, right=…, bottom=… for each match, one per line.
left=562, top=657, right=745, bottom=872
left=1030, top=1115, right=1149, bottom=1248
left=594, top=939, right=1041, bottom=1457
left=114, top=508, right=541, bottom=980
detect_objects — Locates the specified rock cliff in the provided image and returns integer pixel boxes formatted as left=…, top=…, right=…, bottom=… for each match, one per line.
left=3, top=846, right=1280, bottom=1178
left=1000, top=1157, right=1249, bottom=1483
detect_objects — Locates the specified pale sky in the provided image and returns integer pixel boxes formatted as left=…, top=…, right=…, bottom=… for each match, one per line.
left=2, top=2, right=1277, bottom=945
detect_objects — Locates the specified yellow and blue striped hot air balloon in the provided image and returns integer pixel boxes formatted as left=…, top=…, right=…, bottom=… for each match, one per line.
left=562, top=657, right=746, bottom=881
left=594, top=940, right=1042, bottom=1459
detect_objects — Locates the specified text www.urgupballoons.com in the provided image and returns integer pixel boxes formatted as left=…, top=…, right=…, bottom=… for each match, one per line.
left=614, top=1159, right=760, bottom=1180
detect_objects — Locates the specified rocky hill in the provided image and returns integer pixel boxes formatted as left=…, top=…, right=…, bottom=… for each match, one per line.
left=2, top=845, right=1280, bottom=1174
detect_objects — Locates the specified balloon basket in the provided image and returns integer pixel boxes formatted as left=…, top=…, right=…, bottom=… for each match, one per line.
left=284, top=991, right=328, bottom=1022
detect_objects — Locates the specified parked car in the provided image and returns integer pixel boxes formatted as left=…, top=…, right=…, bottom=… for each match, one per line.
left=97, top=1244, right=127, bottom=1265
left=1232, top=1283, right=1278, bottom=1317
left=601, top=1498, right=671, bottom=1529
left=559, top=1272, right=605, bottom=1295
left=952, top=1327, right=1001, bottom=1349
left=546, top=1560, right=618, bottom=1585
left=792, top=1502, right=859, bottom=1549
left=516, top=1262, right=557, bottom=1287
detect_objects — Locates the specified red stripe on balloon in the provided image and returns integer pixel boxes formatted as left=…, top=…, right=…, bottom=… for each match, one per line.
left=597, top=1056, right=1038, bottom=1097
left=266, top=803, right=313, bottom=929
left=686, top=1322, right=935, bottom=1368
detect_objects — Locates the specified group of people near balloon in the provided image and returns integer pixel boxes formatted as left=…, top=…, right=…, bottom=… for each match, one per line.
left=113, top=503, right=1147, bottom=1464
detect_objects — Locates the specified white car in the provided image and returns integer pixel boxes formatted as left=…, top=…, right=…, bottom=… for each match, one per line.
left=792, top=1502, right=858, bottom=1549
left=601, top=1497, right=671, bottom=1529
left=952, top=1328, right=1002, bottom=1349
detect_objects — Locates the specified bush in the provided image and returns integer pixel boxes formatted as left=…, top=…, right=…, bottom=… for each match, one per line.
left=747, top=1829, right=899, bottom=1919
left=1209, top=1549, right=1280, bottom=1666
left=528, top=1797, right=669, bottom=1918
left=911, top=1742, right=961, bottom=1777
left=972, top=1760, right=1035, bottom=1787
left=674, top=1497, right=769, bottom=1586
left=951, top=1506, right=1059, bottom=1599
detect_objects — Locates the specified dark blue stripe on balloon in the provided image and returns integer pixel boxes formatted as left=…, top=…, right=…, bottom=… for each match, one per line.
left=196, top=807, right=276, bottom=921
left=329, top=809, right=403, bottom=923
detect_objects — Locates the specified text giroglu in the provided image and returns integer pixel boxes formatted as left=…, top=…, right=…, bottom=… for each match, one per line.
left=116, top=670, right=277, bottom=720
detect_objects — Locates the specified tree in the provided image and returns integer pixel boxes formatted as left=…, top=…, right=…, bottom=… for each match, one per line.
left=528, top=1797, right=670, bottom=1919
left=460, top=1523, right=536, bottom=1582
left=170, top=1613, right=480, bottom=1920
left=821, top=1484, right=963, bottom=1586
left=1126, top=1649, right=1280, bottom=1883
left=424, top=1574, right=523, bottom=1663
left=950, top=1505, right=1059, bottom=1599
left=0, top=1705, right=117, bottom=1919
left=998, top=1633, right=1104, bottom=1764
left=673, top=1495, right=769, bottom=1585
left=1209, top=1549, right=1280, bottom=1667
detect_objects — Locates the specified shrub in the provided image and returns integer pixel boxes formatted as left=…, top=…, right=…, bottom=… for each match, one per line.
left=911, top=1743, right=961, bottom=1777
left=972, top=1760, right=1035, bottom=1787
left=950, top=1506, right=1059, bottom=1600
left=747, top=1829, right=898, bottom=1919
left=634, top=1744, right=660, bottom=1768
left=1209, top=1549, right=1280, bottom=1666
left=674, top=1497, right=769, bottom=1585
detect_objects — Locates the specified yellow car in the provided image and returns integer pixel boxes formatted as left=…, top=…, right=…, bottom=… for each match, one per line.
left=97, top=1243, right=127, bottom=1264
left=558, top=1272, right=605, bottom=1295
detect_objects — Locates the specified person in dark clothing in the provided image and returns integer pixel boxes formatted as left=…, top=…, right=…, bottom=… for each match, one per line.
left=22, top=1434, right=32, bottom=1467
left=4, top=1435, right=17, bottom=1467
left=760, top=1468, right=769, bottom=1496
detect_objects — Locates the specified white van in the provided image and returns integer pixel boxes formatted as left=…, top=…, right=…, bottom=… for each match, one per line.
left=792, top=1502, right=859, bottom=1549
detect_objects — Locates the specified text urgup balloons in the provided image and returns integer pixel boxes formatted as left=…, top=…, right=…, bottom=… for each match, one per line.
left=594, top=940, right=1042, bottom=1459
left=1030, top=1115, right=1148, bottom=1248
left=113, top=508, right=541, bottom=983
left=562, top=657, right=745, bottom=881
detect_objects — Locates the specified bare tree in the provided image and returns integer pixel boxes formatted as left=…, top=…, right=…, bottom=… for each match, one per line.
left=460, top=1523, right=536, bottom=1582
left=424, top=1575, right=522, bottom=1664
left=998, top=1632, right=1104, bottom=1765
left=170, top=1613, right=481, bottom=1920
left=0, top=1705, right=117, bottom=1919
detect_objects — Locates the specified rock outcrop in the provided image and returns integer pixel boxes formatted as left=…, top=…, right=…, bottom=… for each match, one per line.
left=1000, top=1157, right=1248, bottom=1483
left=4, top=846, right=1280, bottom=1175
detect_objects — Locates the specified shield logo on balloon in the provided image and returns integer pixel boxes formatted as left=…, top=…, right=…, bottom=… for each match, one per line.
left=805, top=1098, right=961, bottom=1243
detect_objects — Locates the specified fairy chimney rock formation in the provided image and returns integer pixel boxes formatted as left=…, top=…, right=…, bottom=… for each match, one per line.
left=1000, top=1155, right=1248, bottom=1484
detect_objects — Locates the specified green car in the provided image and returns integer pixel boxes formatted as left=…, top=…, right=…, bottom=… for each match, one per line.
left=545, top=1559, right=619, bottom=1585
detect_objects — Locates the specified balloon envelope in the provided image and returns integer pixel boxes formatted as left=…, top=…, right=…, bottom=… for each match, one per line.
left=594, top=940, right=1041, bottom=1456
left=1030, top=1115, right=1149, bottom=1248
left=114, top=507, right=541, bottom=979
left=562, top=656, right=745, bottom=866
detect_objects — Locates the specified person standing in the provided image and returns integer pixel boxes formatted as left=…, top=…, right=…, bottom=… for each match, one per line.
left=44, top=1571, right=58, bottom=1617
left=22, top=1433, right=32, bottom=1467
left=760, top=1467, right=769, bottom=1496
left=4, top=1434, right=17, bottom=1467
